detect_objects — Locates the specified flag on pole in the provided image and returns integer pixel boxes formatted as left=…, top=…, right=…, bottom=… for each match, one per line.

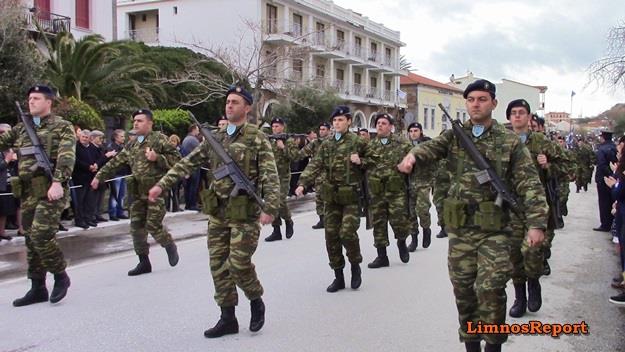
left=396, top=89, right=407, bottom=100
left=571, top=90, right=576, bottom=97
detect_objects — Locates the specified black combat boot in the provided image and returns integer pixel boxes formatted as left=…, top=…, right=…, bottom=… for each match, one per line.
left=312, top=215, right=324, bottom=229
left=508, top=282, right=527, bottom=318
left=543, top=259, right=551, bottom=276
left=350, top=263, right=362, bottom=289
left=436, top=228, right=448, bottom=238
left=285, top=220, right=294, bottom=239
left=527, top=278, right=542, bottom=312
left=165, top=243, right=179, bottom=266
left=407, top=232, right=419, bottom=252
left=465, top=341, right=481, bottom=352
left=422, top=228, right=432, bottom=248
left=249, top=298, right=265, bottom=332
left=326, top=269, right=345, bottom=293
left=484, top=343, right=501, bottom=352
left=576, top=185, right=580, bottom=193
left=204, top=306, right=239, bottom=338
left=13, top=278, right=48, bottom=307
left=367, top=247, right=390, bottom=268
left=583, top=185, right=588, bottom=192
left=49, top=271, right=71, bottom=304
left=264, top=226, right=282, bottom=242
left=397, top=239, right=410, bottom=263
left=128, top=255, right=152, bottom=276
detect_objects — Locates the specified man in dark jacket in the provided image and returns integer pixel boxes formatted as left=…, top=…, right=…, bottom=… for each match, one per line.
left=594, top=129, right=618, bottom=231
left=73, top=130, right=98, bottom=228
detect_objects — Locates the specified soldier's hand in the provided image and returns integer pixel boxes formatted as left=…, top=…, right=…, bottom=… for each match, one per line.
left=148, top=186, right=163, bottom=203
left=536, top=154, right=548, bottom=168
left=90, top=178, right=100, bottom=190
left=398, top=153, right=416, bottom=173
left=295, top=186, right=305, bottom=197
left=145, top=147, right=158, bottom=161
left=259, top=212, right=274, bottom=225
left=350, top=153, right=361, bottom=165
left=47, top=181, right=64, bottom=202
left=276, top=140, right=285, bottom=150
left=526, top=228, right=545, bottom=247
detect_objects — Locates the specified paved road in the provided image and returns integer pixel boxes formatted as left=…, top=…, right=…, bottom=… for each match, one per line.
left=0, top=187, right=623, bottom=352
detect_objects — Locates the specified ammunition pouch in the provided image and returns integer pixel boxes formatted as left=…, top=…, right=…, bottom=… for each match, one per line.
left=336, top=185, right=357, bottom=205
left=320, top=183, right=334, bottom=202
left=474, top=201, right=504, bottom=231
left=10, top=176, right=22, bottom=199
left=443, top=198, right=467, bottom=229
left=31, top=175, right=50, bottom=198
left=201, top=188, right=219, bottom=216
left=225, top=195, right=251, bottom=221
left=368, top=176, right=383, bottom=196
left=386, top=175, right=404, bottom=193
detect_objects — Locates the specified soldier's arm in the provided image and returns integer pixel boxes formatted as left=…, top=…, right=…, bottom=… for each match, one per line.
left=510, top=141, right=548, bottom=229
left=156, top=136, right=182, bottom=170
left=293, top=140, right=315, bottom=161
left=543, top=140, right=566, bottom=179
left=157, top=141, right=209, bottom=192
left=408, top=130, right=452, bottom=163
left=95, top=148, right=129, bottom=182
left=285, top=138, right=299, bottom=161
left=53, top=123, right=77, bottom=183
left=359, top=139, right=378, bottom=169
left=298, top=143, right=324, bottom=188
left=257, top=135, right=280, bottom=217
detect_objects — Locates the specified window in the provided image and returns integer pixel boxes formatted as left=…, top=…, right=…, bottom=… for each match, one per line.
left=335, top=30, right=345, bottom=50
left=336, top=68, right=344, bottom=81
left=385, top=47, right=392, bottom=65
left=385, top=80, right=391, bottom=91
left=431, top=109, right=436, bottom=130
left=354, top=36, right=362, bottom=56
left=370, top=76, right=377, bottom=88
left=370, top=42, right=378, bottom=61
left=292, top=14, right=303, bottom=36
left=316, top=64, right=325, bottom=79
left=35, top=0, right=50, bottom=19
left=266, top=4, right=277, bottom=33
left=354, top=73, right=361, bottom=84
left=75, top=0, right=90, bottom=29
left=316, top=22, right=325, bottom=44
left=292, top=59, right=303, bottom=80
left=423, top=108, right=429, bottom=129
left=456, top=111, right=460, bottom=120
left=463, top=112, right=467, bottom=122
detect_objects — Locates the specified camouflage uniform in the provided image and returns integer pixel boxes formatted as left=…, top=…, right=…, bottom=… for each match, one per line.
left=407, top=121, right=548, bottom=345
left=432, top=159, right=450, bottom=229
left=270, top=137, right=298, bottom=226
left=156, top=123, right=280, bottom=307
left=408, top=137, right=435, bottom=234
left=0, top=115, right=75, bottom=279
left=573, top=142, right=596, bottom=191
left=296, top=137, right=327, bottom=217
left=557, top=146, right=576, bottom=216
left=95, top=130, right=181, bottom=256
left=298, top=131, right=371, bottom=270
left=368, top=134, right=412, bottom=248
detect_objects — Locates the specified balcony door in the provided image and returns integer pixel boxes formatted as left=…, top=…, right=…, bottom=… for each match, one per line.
left=34, top=0, right=50, bottom=19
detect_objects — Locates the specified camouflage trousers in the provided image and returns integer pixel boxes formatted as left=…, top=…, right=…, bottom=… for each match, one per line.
left=543, top=228, right=556, bottom=250
left=129, top=197, right=174, bottom=256
left=575, top=168, right=593, bottom=187
left=324, top=201, right=363, bottom=269
left=272, top=177, right=292, bottom=226
left=509, top=216, right=544, bottom=284
left=314, top=180, right=325, bottom=216
left=21, top=186, right=70, bottom=279
left=207, top=215, right=263, bottom=307
left=433, top=181, right=448, bottom=228
left=448, top=228, right=512, bottom=345
left=559, top=180, right=570, bottom=211
left=370, top=191, right=410, bottom=248
left=409, top=185, right=432, bottom=232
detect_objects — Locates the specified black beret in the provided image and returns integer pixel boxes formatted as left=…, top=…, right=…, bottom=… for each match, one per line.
left=226, top=85, right=253, bottom=105
left=132, top=109, right=153, bottom=118
left=271, top=117, right=285, bottom=125
left=374, top=112, right=393, bottom=125
left=319, top=121, right=331, bottom=129
left=331, top=105, right=352, bottom=119
left=358, top=128, right=369, bottom=133
left=27, top=84, right=55, bottom=97
left=463, top=79, right=496, bottom=99
left=601, top=129, right=614, bottom=135
left=408, top=122, right=423, bottom=131
left=506, top=99, right=531, bottom=119
left=217, top=115, right=228, bottom=122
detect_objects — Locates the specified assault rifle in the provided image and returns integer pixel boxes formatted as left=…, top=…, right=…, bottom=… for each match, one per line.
left=267, top=133, right=308, bottom=141
left=544, top=176, right=564, bottom=229
left=360, top=172, right=373, bottom=229
left=187, top=112, right=264, bottom=207
left=14, top=102, right=54, bottom=180
left=438, top=103, right=521, bottom=214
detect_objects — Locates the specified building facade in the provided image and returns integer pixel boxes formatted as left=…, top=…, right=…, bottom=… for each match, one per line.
left=400, top=72, right=465, bottom=137
left=116, top=0, right=407, bottom=126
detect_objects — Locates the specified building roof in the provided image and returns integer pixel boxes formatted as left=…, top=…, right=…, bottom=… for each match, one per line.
left=400, top=72, right=463, bottom=93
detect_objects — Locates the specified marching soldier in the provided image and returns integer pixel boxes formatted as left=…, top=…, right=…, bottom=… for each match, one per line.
left=574, top=138, right=596, bottom=192
left=398, top=80, right=547, bottom=352
left=91, top=109, right=181, bottom=276
left=366, top=113, right=412, bottom=267
left=506, top=99, right=565, bottom=317
left=265, top=117, right=298, bottom=241
left=4, top=85, right=75, bottom=306
left=555, top=136, right=576, bottom=216
left=148, top=86, right=279, bottom=338
left=295, top=106, right=370, bottom=293
left=296, top=121, right=332, bottom=229
left=406, top=122, right=435, bottom=250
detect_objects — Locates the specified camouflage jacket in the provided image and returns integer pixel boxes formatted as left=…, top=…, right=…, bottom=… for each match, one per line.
left=0, top=114, right=75, bottom=183
left=408, top=120, right=548, bottom=229
left=408, top=136, right=436, bottom=187
left=96, top=130, right=181, bottom=186
left=156, top=123, right=280, bottom=217
left=299, top=131, right=373, bottom=189
left=271, top=137, right=298, bottom=179
left=559, top=147, right=577, bottom=182
left=295, top=137, right=325, bottom=161
left=574, top=144, right=596, bottom=168
left=368, top=134, right=412, bottom=181
left=523, top=131, right=567, bottom=184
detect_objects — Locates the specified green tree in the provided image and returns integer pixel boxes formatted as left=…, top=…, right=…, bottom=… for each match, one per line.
left=0, top=0, right=45, bottom=122
left=153, top=109, right=192, bottom=138
left=589, top=22, right=625, bottom=90
left=270, top=87, right=344, bottom=133
left=55, top=97, right=104, bottom=131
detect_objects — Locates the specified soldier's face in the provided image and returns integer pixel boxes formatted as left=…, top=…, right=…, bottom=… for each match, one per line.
left=376, top=118, right=392, bottom=137
left=217, top=119, right=228, bottom=129
left=133, top=115, right=153, bottom=135
left=225, top=94, right=251, bottom=124
left=332, top=115, right=350, bottom=133
left=465, top=91, right=497, bottom=123
left=319, top=126, right=329, bottom=138
left=409, top=128, right=422, bottom=140
left=530, top=120, right=539, bottom=131
left=28, top=93, right=52, bottom=117
left=509, top=107, right=530, bottom=130
left=272, top=123, right=284, bottom=134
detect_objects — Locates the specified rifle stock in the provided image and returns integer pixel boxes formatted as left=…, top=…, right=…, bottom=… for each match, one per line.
left=14, top=102, right=54, bottom=180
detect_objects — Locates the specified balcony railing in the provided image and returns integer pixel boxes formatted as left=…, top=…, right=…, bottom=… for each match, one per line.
left=384, top=54, right=392, bottom=67
left=352, top=83, right=363, bottom=97
left=127, top=28, right=160, bottom=43
left=367, top=50, right=380, bottom=63
left=365, top=87, right=379, bottom=99
left=25, top=8, right=71, bottom=34
left=265, top=19, right=303, bottom=38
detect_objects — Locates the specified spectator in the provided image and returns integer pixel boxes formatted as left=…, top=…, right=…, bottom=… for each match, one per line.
left=106, top=129, right=128, bottom=221
left=72, top=129, right=98, bottom=229
left=91, top=130, right=109, bottom=222
left=604, top=135, right=625, bottom=305
left=181, top=124, right=201, bottom=211
left=594, top=130, right=618, bottom=232
left=0, top=123, right=17, bottom=241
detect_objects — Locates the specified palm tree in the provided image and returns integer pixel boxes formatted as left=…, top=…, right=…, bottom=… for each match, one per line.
left=399, top=54, right=413, bottom=71
left=40, top=30, right=164, bottom=114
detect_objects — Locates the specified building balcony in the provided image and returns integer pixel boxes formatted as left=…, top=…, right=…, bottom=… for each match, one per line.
left=126, top=28, right=160, bottom=44
left=264, top=20, right=305, bottom=45
left=24, top=8, right=71, bottom=34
